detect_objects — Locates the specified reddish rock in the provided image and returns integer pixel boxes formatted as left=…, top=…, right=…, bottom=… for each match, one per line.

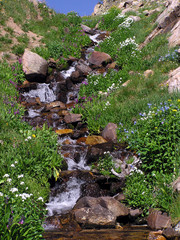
left=85, top=135, right=107, bottom=145
left=22, top=49, right=48, bottom=82
left=147, top=210, right=172, bottom=230
left=77, top=137, right=87, bottom=144
left=101, top=123, right=118, bottom=143
left=88, top=51, right=112, bottom=67
left=64, top=113, right=82, bottom=124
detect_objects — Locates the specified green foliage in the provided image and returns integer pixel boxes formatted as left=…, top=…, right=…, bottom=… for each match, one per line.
left=124, top=172, right=154, bottom=214
left=124, top=171, right=175, bottom=215
left=0, top=60, right=63, bottom=238
left=119, top=100, right=180, bottom=174
left=96, top=153, right=115, bottom=176
left=98, top=7, right=123, bottom=30
left=0, top=172, right=45, bottom=239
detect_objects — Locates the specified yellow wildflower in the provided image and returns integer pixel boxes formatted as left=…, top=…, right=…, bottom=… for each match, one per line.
left=172, top=109, right=177, bottom=112
left=32, top=134, right=36, bottom=138
left=178, top=99, right=180, bottom=102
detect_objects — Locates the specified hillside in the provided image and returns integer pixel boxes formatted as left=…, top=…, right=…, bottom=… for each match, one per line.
left=0, top=0, right=179, bottom=239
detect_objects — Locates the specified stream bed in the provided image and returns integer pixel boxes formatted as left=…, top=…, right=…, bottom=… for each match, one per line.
left=20, top=29, right=154, bottom=240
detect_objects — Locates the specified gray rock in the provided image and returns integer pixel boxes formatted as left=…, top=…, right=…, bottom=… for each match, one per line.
left=101, top=122, right=118, bottom=143
left=74, top=204, right=116, bottom=227
left=99, top=196, right=129, bottom=217
left=22, top=49, right=48, bottom=82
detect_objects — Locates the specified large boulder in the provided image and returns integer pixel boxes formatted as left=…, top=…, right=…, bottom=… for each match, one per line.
left=74, top=204, right=116, bottom=227
left=166, top=66, right=180, bottom=93
left=74, top=196, right=129, bottom=228
left=99, top=196, right=129, bottom=217
left=169, top=20, right=180, bottom=47
left=147, top=210, right=172, bottom=230
left=156, top=0, right=180, bottom=30
left=101, top=123, right=118, bottom=143
left=22, top=49, right=48, bottom=82
left=88, top=51, right=112, bottom=67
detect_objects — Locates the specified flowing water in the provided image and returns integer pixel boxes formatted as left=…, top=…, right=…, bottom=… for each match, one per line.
left=22, top=32, right=152, bottom=240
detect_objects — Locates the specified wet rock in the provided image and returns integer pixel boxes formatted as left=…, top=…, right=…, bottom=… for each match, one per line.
left=85, top=135, right=107, bottom=145
left=81, top=183, right=101, bottom=198
left=57, top=91, right=67, bottom=103
left=45, top=101, right=66, bottom=111
left=147, top=210, right=172, bottom=230
left=22, top=49, right=48, bottom=82
left=55, top=129, right=74, bottom=136
left=66, top=78, right=74, bottom=90
left=86, top=142, right=114, bottom=164
left=19, top=81, right=37, bottom=92
left=163, top=227, right=180, bottom=239
left=74, top=204, right=116, bottom=227
left=88, top=51, right=112, bottom=67
left=71, top=70, right=82, bottom=83
left=96, top=32, right=109, bottom=41
left=64, top=113, right=82, bottom=124
left=99, top=196, right=129, bottom=218
left=148, top=231, right=166, bottom=240
left=101, top=123, right=118, bottom=143
left=76, top=59, right=92, bottom=76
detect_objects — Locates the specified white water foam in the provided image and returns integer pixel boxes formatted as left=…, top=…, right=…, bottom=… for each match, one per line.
left=61, top=64, right=76, bottom=79
left=89, top=33, right=101, bottom=43
left=23, top=83, right=56, bottom=103
left=46, top=177, right=84, bottom=217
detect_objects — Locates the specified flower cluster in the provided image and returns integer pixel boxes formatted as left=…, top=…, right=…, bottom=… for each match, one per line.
left=118, top=17, right=134, bottom=28
left=119, top=36, right=138, bottom=50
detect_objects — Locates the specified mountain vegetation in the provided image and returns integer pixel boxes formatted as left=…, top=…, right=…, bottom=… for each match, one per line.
left=0, top=0, right=179, bottom=238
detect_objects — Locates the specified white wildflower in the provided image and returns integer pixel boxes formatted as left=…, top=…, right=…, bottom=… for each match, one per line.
left=18, top=174, right=24, bottom=178
left=7, top=178, right=12, bottom=183
left=14, top=161, right=18, bottom=164
left=10, top=188, right=18, bottom=193
left=38, top=197, right=44, bottom=202
left=3, top=174, right=9, bottom=178
left=20, top=182, right=24, bottom=185
left=0, top=192, right=3, bottom=197
left=11, top=164, right=15, bottom=167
